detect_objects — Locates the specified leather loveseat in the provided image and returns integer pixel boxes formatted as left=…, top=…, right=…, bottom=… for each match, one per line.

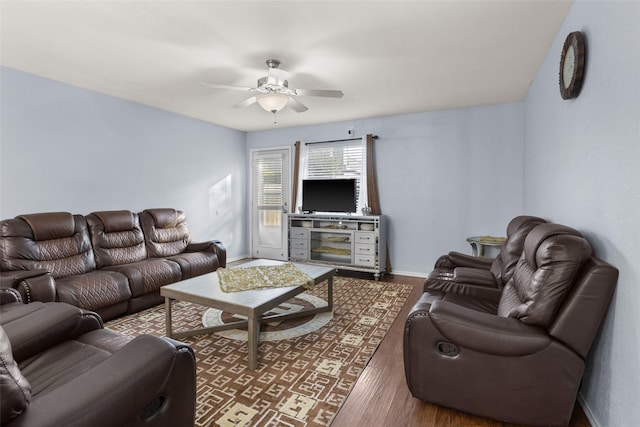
left=404, top=223, right=618, bottom=426
left=0, top=208, right=226, bottom=320
left=0, top=293, right=196, bottom=426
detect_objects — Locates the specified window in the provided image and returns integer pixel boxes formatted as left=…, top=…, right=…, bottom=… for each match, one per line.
left=254, top=153, right=284, bottom=227
left=297, top=138, right=367, bottom=213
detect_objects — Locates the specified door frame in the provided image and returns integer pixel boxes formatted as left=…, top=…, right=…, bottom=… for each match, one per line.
left=249, top=145, right=292, bottom=260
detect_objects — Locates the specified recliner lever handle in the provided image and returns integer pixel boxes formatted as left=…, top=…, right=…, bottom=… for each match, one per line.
left=140, top=395, right=166, bottom=420
left=437, top=341, right=460, bottom=357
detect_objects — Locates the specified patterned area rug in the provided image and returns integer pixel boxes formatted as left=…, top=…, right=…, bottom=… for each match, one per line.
left=106, top=276, right=412, bottom=427
left=201, top=293, right=334, bottom=341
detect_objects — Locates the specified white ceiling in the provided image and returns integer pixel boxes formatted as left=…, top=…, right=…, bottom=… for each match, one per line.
left=0, top=0, right=573, bottom=132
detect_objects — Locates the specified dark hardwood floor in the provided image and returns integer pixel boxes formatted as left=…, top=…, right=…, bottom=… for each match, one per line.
left=330, top=270, right=592, bottom=427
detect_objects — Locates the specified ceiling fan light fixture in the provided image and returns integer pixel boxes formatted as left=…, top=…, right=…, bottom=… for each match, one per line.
left=256, top=93, right=289, bottom=112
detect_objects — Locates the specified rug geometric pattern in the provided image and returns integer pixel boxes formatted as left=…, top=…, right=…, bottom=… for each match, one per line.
left=106, top=276, right=412, bottom=427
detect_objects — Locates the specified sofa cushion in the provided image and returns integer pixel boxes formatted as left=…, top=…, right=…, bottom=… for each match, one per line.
left=498, top=224, right=593, bottom=328
left=1, top=214, right=97, bottom=278
left=0, top=302, right=103, bottom=362
left=167, top=251, right=219, bottom=280
left=87, top=211, right=147, bottom=269
left=17, top=212, right=75, bottom=241
left=93, top=210, right=134, bottom=233
left=20, top=339, right=115, bottom=397
left=488, top=215, right=546, bottom=285
left=0, top=325, right=32, bottom=423
left=55, top=270, right=132, bottom=313
left=139, top=209, right=191, bottom=258
left=104, top=259, right=182, bottom=297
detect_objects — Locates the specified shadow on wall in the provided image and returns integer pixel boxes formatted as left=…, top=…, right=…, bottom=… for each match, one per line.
left=209, top=174, right=235, bottom=251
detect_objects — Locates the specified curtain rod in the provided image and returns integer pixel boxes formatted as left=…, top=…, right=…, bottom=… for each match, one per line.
left=304, top=135, right=378, bottom=145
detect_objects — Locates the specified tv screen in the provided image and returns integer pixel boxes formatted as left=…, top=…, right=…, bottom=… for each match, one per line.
left=302, top=179, right=357, bottom=213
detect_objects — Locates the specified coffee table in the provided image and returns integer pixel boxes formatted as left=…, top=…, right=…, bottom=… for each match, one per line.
left=160, top=259, right=336, bottom=370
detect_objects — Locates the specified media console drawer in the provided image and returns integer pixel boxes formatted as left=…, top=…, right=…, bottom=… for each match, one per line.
left=291, top=239, right=308, bottom=249
left=355, top=231, right=375, bottom=244
left=290, top=248, right=309, bottom=259
left=290, top=228, right=309, bottom=239
left=354, top=254, right=375, bottom=267
left=355, top=243, right=375, bottom=255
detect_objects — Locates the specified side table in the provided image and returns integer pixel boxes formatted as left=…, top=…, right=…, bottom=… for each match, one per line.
left=466, top=236, right=506, bottom=257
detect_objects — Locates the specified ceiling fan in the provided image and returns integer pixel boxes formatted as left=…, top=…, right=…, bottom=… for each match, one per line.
left=202, top=59, right=343, bottom=120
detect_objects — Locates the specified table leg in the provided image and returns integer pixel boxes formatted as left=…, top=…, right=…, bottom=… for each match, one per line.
left=165, top=297, right=173, bottom=338
left=327, top=276, right=334, bottom=312
left=469, top=242, right=479, bottom=256
left=247, top=312, right=260, bottom=371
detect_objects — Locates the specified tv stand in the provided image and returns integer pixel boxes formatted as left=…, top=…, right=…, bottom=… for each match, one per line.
left=287, top=213, right=387, bottom=279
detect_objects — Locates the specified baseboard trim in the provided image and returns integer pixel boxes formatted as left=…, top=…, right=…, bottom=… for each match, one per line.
left=389, top=269, right=427, bottom=278
left=227, top=254, right=250, bottom=263
left=578, top=392, right=599, bottom=427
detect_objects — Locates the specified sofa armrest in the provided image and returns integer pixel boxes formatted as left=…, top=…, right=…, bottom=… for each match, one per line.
left=0, top=271, right=56, bottom=303
left=14, top=335, right=196, bottom=427
left=186, top=240, right=226, bottom=267
left=0, top=302, right=103, bottom=362
left=17, top=274, right=56, bottom=303
left=0, top=270, right=49, bottom=288
left=0, top=288, right=22, bottom=304
left=445, top=251, right=494, bottom=269
left=453, top=267, right=498, bottom=287
left=411, top=299, right=550, bottom=356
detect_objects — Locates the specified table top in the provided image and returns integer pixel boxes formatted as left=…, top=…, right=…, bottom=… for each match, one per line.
left=160, top=259, right=335, bottom=312
left=466, top=236, right=506, bottom=246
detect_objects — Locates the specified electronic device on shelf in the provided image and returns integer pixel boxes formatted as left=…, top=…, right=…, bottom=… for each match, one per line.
left=302, top=178, right=357, bottom=213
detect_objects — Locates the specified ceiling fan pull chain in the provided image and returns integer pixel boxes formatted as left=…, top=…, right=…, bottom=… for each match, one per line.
left=272, top=110, right=278, bottom=124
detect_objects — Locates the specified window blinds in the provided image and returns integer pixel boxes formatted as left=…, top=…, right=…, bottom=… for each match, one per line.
left=299, top=138, right=367, bottom=213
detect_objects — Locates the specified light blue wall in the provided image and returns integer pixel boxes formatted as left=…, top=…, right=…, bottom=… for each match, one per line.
left=523, top=1, right=640, bottom=425
left=0, top=67, right=248, bottom=260
left=247, top=103, right=525, bottom=275
left=0, top=63, right=525, bottom=276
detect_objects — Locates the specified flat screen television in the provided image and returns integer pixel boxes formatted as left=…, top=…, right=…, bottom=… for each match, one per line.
left=302, top=178, right=357, bottom=213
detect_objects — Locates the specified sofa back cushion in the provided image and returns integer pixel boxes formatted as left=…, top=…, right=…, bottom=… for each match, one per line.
left=489, top=215, right=546, bottom=286
left=87, top=210, right=147, bottom=268
left=139, top=209, right=191, bottom=258
left=549, top=256, right=618, bottom=357
left=497, top=223, right=592, bottom=328
left=0, top=212, right=97, bottom=278
left=0, top=325, right=32, bottom=423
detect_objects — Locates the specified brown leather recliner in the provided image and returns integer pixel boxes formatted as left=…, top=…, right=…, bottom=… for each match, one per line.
left=0, top=299, right=196, bottom=426
left=86, top=210, right=183, bottom=315
left=404, top=223, right=618, bottom=426
left=0, top=212, right=133, bottom=319
left=139, top=208, right=225, bottom=279
left=424, top=215, right=546, bottom=299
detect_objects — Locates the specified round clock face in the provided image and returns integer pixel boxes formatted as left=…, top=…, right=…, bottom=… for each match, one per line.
left=562, top=45, right=575, bottom=89
left=559, top=31, right=586, bottom=99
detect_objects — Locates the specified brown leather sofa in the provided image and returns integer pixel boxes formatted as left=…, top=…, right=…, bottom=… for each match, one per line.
left=0, top=208, right=226, bottom=320
left=404, top=223, right=618, bottom=426
left=424, top=215, right=546, bottom=299
left=0, top=295, right=196, bottom=426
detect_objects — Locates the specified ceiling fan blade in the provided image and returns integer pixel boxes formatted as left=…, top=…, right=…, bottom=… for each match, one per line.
left=201, top=82, right=255, bottom=92
left=233, top=96, right=257, bottom=108
left=293, top=89, right=344, bottom=98
left=287, top=97, right=308, bottom=113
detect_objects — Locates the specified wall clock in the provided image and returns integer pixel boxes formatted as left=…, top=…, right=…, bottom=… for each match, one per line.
left=559, top=31, right=586, bottom=99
